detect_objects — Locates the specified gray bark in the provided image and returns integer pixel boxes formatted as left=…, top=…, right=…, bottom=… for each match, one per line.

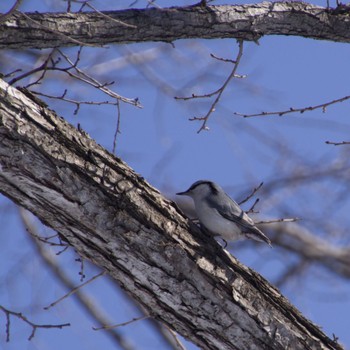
left=0, top=79, right=343, bottom=349
left=1, top=2, right=350, bottom=49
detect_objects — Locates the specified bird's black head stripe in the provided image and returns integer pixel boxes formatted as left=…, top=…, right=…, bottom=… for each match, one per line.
left=189, top=180, right=219, bottom=195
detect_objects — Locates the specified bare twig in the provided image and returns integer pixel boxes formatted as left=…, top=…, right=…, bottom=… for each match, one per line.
left=247, top=198, right=260, bottom=213
left=175, top=40, right=245, bottom=133
left=27, top=228, right=67, bottom=247
left=44, top=271, right=106, bottom=310
left=9, top=48, right=142, bottom=110
left=33, top=90, right=119, bottom=115
left=93, top=315, right=149, bottom=331
left=210, top=53, right=237, bottom=64
left=146, top=0, right=162, bottom=9
left=112, top=99, right=121, bottom=154
left=325, top=140, right=350, bottom=146
left=76, top=256, right=86, bottom=281
left=256, top=217, right=299, bottom=224
left=8, top=49, right=58, bottom=86
left=57, top=48, right=142, bottom=107
left=234, top=94, right=350, bottom=118
left=2, top=68, right=22, bottom=78
left=55, top=244, right=70, bottom=255
left=6, top=47, right=142, bottom=145
left=0, top=305, right=70, bottom=342
left=238, top=182, right=264, bottom=205
left=165, top=327, right=188, bottom=350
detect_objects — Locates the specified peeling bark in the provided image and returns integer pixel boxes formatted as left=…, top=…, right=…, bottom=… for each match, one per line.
left=0, top=79, right=343, bottom=349
left=1, top=2, right=350, bottom=49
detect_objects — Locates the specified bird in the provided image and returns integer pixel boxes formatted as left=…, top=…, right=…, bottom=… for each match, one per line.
left=176, top=180, right=271, bottom=246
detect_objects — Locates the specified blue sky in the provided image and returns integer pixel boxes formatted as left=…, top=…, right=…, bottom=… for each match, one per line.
left=1, top=0, right=350, bottom=349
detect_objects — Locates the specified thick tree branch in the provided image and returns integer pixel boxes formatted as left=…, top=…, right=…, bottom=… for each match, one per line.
left=0, top=79, right=343, bottom=349
left=1, top=2, right=350, bottom=49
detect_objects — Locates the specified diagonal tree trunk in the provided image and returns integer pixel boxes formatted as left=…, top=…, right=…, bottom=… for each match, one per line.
left=0, top=79, right=343, bottom=350
left=1, top=2, right=350, bottom=49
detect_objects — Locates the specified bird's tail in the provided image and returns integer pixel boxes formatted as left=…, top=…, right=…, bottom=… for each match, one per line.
left=246, top=227, right=272, bottom=247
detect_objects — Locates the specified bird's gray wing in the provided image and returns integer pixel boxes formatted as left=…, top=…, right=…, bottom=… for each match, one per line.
left=207, top=194, right=272, bottom=246
left=218, top=197, right=253, bottom=226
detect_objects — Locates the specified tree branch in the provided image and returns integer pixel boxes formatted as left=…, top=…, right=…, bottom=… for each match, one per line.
left=0, top=305, right=70, bottom=342
left=1, top=2, right=350, bottom=49
left=0, top=79, right=343, bottom=349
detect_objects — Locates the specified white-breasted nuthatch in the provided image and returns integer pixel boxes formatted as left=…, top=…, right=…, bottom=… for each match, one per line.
left=177, top=180, right=271, bottom=246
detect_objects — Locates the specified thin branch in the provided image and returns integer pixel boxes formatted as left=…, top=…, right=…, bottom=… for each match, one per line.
left=325, top=140, right=350, bottom=146
left=238, top=182, right=264, bottom=205
left=0, top=305, right=70, bottom=342
left=112, top=99, right=121, bottom=154
left=9, top=48, right=142, bottom=110
left=234, top=94, right=350, bottom=118
left=76, top=256, right=86, bottom=281
left=210, top=52, right=237, bottom=64
left=93, top=315, right=149, bottom=331
left=1, top=68, right=22, bottom=78
left=33, top=90, right=119, bottom=116
left=175, top=40, right=245, bottom=133
left=8, top=49, right=58, bottom=86
left=247, top=198, right=260, bottom=213
left=57, top=48, right=142, bottom=107
left=55, top=244, right=70, bottom=255
left=146, top=0, right=162, bottom=9
left=165, top=327, right=188, bottom=350
left=44, top=271, right=106, bottom=310
left=27, top=228, right=67, bottom=247
left=256, top=217, right=299, bottom=224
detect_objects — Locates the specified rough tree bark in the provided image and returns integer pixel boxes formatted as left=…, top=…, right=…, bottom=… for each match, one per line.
left=1, top=2, right=350, bottom=49
left=0, top=79, right=343, bottom=349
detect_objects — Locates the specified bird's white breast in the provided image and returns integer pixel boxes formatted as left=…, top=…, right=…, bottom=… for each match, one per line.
left=194, top=200, right=242, bottom=241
